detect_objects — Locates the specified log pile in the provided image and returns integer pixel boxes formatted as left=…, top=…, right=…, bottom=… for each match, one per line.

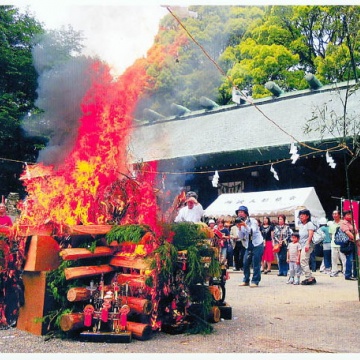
left=18, top=223, right=231, bottom=342
left=55, top=226, right=156, bottom=342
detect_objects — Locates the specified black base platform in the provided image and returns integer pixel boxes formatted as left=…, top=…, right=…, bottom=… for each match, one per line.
left=79, top=331, right=132, bottom=343
left=218, top=303, right=232, bottom=320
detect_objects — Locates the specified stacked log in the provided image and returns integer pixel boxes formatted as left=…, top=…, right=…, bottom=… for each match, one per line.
left=187, top=304, right=221, bottom=323
left=126, top=321, right=152, bottom=341
left=118, top=296, right=153, bottom=315
left=109, top=256, right=149, bottom=270
left=59, top=313, right=152, bottom=341
left=64, top=264, right=115, bottom=280
left=116, top=273, right=148, bottom=288
left=67, top=225, right=113, bottom=235
left=60, top=246, right=115, bottom=260
left=66, top=287, right=152, bottom=315
left=58, top=226, right=155, bottom=341
left=67, top=287, right=92, bottom=302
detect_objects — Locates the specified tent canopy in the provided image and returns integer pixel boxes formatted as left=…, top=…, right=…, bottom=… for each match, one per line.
left=203, top=187, right=326, bottom=221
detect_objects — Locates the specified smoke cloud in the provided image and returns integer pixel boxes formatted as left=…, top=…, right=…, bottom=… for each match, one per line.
left=22, top=32, right=95, bottom=168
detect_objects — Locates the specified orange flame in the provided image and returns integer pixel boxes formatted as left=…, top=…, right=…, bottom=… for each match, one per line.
left=18, top=61, right=161, bottom=233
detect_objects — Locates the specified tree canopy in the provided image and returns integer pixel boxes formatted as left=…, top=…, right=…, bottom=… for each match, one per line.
left=135, top=5, right=360, bottom=116
left=0, top=5, right=45, bottom=196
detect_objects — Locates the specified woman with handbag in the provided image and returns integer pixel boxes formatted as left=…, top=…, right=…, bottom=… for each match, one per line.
left=339, top=210, right=358, bottom=281
left=298, top=209, right=317, bottom=285
left=260, top=216, right=274, bottom=274
left=273, top=214, right=292, bottom=277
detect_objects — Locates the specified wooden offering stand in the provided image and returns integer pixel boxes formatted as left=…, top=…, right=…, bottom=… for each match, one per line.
left=17, top=224, right=232, bottom=342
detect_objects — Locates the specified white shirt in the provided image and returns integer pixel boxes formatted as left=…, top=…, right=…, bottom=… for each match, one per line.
left=174, top=203, right=204, bottom=223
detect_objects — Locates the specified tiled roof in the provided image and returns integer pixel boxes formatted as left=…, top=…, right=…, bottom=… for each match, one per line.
left=128, top=80, right=357, bottom=165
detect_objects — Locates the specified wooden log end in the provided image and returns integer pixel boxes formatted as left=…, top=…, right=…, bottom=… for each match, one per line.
left=59, top=313, right=84, bottom=332
left=143, top=301, right=153, bottom=315
left=209, top=306, right=221, bottom=323
left=126, top=321, right=153, bottom=341
left=67, top=287, right=91, bottom=302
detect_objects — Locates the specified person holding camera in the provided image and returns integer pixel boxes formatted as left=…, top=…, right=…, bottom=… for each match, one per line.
left=235, top=205, right=264, bottom=287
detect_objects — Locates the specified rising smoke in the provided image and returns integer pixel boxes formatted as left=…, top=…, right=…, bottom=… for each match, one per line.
left=22, top=31, right=95, bottom=168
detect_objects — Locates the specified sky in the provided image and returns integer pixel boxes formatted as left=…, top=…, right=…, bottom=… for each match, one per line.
left=10, top=1, right=170, bottom=76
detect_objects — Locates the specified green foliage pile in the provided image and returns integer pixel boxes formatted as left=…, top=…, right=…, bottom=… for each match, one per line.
left=167, top=222, right=208, bottom=250
left=149, top=226, right=221, bottom=334
left=105, top=224, right=152, bottom=244
left=149, top=241, right=178, bottom=285
left=43, top=260, right=79, bottom=332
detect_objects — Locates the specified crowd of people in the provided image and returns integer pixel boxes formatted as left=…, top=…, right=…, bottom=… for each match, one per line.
left=212, top=207, right=359, bottom=286
left=172, top=190, right=360, bottom=287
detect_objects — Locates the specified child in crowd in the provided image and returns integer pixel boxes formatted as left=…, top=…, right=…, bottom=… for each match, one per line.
left=286, top=232, right=302, bottom=285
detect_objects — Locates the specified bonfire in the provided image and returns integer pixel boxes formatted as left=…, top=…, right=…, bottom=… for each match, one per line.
left=0, top=60, right=229, bottom=340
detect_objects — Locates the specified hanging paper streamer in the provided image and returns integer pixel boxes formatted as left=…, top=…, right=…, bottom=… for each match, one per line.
left=270, top=164, right=279, bottom=181
left=24, top=162, right=31, bottom=180
left=232, top=87, right=244, bottom=104
left=212, top=171, right=219, bottom=187
left=326, top=151, right=336, bottom=168
left=289, top=143, right=299, bottom=164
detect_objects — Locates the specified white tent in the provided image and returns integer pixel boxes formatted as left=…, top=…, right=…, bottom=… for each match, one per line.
left=204, top=187, right=326, bottom=222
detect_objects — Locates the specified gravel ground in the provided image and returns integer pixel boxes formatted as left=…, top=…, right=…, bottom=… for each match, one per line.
left=1, top=269, right=360, bottom=355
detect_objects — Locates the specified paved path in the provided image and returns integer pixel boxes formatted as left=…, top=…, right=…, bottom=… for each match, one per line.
left=1, top=269, right=360, bottom=354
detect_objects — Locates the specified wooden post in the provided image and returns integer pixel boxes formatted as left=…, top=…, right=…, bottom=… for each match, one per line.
left=17, top=271, right=51, bottom=335
left=23, top=235, right=60, bottom=271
